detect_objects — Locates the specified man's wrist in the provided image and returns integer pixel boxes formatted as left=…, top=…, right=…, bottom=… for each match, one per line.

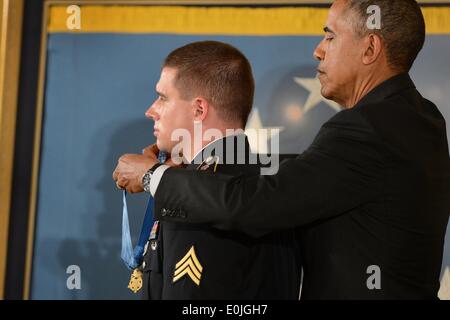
left=142, top=162, right=162, bottom=193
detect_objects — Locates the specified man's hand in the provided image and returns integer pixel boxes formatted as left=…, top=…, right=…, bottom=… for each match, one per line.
left=142, top=144, right=160, bottom=159
left=112, top=153, right=158, bottom=193
left=142, top=144, right=183, bottom=168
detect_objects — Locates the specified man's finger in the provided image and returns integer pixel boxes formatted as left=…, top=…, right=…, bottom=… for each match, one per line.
left=128, top=185, right=143, bottom=194
left=117, top=177, right=128, bottom=188
left=150, top=143, right=159, bottom=154
left=143, top=144, right=159, bottom=157
left=112, top=168, right=119, bottom=181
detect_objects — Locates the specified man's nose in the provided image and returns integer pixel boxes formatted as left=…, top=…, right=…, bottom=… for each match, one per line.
left=313, top=39, right=325, bottom=61
left=145, top=102, right=159, bottom=120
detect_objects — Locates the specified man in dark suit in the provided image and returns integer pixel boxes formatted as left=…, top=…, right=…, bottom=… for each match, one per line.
left=115, top=41, right=300, bottom=299
left=114, top=0, right=450, bottom=299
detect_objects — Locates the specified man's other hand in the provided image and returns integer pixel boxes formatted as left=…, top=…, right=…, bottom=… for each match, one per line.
left=112, top=154, right=158, bottom=193
left=142, top=144, right=182, bottom=168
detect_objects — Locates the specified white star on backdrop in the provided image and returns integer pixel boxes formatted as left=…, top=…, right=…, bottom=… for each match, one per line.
left=245, top=108, right=284, bottom=154
left=294, top=77, right=342, bottom=113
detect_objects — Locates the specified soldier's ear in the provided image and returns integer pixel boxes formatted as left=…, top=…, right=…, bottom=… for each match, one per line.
left=193, top=97, right=209, bottom=122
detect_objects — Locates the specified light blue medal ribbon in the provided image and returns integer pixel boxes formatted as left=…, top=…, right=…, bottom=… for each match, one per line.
left=120, top=152, right=166, bottom=270
left=121, top=192, right=155, bottom=270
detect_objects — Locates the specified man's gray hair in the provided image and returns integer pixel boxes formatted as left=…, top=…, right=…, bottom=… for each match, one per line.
left=344, top=0, right=425, bottom=72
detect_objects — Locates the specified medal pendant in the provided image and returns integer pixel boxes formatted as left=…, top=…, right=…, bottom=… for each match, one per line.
left=128, top=268, right=143, bottom=293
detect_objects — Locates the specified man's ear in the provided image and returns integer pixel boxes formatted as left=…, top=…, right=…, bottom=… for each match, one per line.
left=362, top=33, right=383, bottom=65
left=193, top=97, right=209, bottom=122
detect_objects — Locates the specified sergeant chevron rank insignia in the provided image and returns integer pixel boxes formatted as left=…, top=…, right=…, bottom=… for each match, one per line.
left=173, top=246, right=203, bottom=286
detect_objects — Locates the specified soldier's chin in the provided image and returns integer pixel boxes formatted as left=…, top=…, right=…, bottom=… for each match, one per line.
left=155, top=139, right=171, bottom=154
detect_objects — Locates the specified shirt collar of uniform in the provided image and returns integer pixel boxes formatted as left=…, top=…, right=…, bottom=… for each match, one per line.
left=187, top=132, right=249, bottom=170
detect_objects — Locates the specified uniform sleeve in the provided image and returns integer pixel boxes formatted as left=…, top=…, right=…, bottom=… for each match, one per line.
left=153, top=109, right=385, bottom=237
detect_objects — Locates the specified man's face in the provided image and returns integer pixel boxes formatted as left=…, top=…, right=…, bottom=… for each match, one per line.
left=145, top=67, right=194, bottom=153
left=314, top=0, right=364, bottom=106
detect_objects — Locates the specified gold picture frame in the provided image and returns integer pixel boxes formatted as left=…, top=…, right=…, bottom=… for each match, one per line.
left=0, top=0, right=24, bottom=300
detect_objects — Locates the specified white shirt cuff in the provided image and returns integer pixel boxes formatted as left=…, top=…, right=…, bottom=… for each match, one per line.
left=150, top=164, right=170, bottom=196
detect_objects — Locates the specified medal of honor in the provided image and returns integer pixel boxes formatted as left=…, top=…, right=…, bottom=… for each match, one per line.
left=121, top=153, right=167, bottom=294
left=128, top=268, right=143, bottom=293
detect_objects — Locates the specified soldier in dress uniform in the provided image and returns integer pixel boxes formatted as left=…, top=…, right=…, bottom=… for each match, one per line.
left=114, top=40, right=301, bottom=299
left=142, top=134, right=300, bottom=299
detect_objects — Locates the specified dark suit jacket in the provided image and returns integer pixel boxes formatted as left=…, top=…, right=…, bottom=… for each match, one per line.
left=142, top=136, right=301, bottom=299
left=154, top=74, right=450, bottom=299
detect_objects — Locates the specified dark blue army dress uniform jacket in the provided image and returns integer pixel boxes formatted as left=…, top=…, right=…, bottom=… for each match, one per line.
left=142, top=135, right=301, bottom=299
